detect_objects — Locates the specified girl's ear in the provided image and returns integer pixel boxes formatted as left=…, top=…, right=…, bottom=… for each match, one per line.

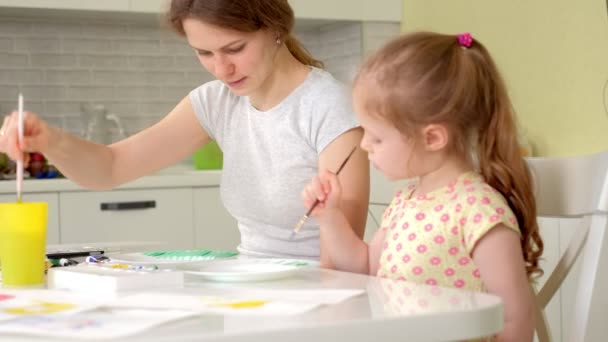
left=421, top=124, right=449, bottom=152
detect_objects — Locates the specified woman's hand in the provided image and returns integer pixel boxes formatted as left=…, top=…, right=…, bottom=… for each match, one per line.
left=302, top=169, right=343, bottom=218
left=0, top=111, right=53, bottom=163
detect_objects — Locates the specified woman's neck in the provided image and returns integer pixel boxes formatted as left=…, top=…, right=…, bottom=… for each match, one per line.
left=249, top=47, right=311, bottom=111
left=413, top=154, right=474, bottom=197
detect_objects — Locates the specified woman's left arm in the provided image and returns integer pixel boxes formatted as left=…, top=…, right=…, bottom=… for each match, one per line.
left=318, top=127, right=370, bottom=267
left=473, top=225, right=536, bottom=342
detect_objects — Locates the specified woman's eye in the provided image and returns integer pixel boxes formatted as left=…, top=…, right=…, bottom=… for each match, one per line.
left=196, top=50, right=211, bottom=57
left=227, top=44, right=246, bottom=54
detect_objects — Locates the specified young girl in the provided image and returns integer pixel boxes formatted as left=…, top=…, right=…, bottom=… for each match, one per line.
left=302, top=31, right=544, bottom=341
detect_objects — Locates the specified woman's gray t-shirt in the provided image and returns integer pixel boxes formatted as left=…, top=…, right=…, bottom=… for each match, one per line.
left=189, top=68, right=358, bottom=259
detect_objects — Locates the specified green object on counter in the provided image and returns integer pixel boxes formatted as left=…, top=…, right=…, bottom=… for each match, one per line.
left=143, top=249, right=238, bottom=261
left=193, top=141, right=223, bottom=170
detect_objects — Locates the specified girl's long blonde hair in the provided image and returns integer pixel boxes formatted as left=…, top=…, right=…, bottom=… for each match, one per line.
left=356, top=31, right=543, bottom=278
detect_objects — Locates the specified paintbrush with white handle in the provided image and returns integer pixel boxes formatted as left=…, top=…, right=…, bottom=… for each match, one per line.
left=16, top=93, right=24, bottom=203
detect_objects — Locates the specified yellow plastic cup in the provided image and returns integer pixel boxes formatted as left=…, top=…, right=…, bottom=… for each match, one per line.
left=0, top=202, right=48, bottom=286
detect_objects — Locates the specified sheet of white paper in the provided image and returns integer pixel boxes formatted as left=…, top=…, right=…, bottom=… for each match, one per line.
left=0, top=289, right=104, bottom=322
left=0, top=309, right=195, bottom=339
left=109, top=289, right=365, bottom=316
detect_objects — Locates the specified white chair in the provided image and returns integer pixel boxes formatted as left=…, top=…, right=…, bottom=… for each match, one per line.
left=527, top=150, right=608, bottom=342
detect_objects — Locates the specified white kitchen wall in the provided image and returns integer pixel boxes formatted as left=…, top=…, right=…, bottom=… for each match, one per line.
left=0, top=14, right=398, bottom=142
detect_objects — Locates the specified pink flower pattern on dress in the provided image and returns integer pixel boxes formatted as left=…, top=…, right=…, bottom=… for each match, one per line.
left=376, top=172, right=520, bottom=293
left=458, top=257, right=470, bottom=266
left=430, top=256, right=441, bottom=265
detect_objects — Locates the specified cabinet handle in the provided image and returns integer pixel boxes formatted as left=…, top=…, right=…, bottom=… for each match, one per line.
left=100, top=200, right=156, bottom=211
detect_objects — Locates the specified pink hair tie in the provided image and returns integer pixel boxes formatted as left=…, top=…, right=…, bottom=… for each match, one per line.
left=457, top=32, right=473, bottom=48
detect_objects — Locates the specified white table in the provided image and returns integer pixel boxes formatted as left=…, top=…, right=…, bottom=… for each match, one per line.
left=0, top=266, right=503, bottom=342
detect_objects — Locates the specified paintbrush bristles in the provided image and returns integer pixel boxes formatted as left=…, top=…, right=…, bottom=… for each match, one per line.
left=293, top=215, right=308, bottom=234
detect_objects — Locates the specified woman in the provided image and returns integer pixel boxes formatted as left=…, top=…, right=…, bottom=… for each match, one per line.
left=0, top=0, right=370, bottom=264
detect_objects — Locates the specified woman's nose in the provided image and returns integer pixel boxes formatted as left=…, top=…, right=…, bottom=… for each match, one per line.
left=214, top=56, right=234, bottom=78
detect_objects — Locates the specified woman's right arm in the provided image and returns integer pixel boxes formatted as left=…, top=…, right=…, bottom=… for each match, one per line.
left=1, top=96, right=210, bottom=191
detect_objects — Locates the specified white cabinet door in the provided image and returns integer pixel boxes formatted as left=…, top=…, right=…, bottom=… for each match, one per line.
left=59, top=188, right=194, bottom=249
left=290, top=0, right=401, bottom=21
left=0, top=0, right=129, bottom=11
left=1, top=0, right=401, bottom=21
left=0, top=193, right=60, bottom=245
left=193, top=187, right=239, bottom=251
left=129, top=0, right=166, bottom=13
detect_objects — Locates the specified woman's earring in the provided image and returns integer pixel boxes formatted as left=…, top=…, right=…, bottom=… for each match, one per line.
left=276, top=37, right=281, bottom=45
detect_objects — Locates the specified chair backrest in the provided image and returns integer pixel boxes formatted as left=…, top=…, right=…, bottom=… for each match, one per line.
left=526, top=150, right=608, bottom=342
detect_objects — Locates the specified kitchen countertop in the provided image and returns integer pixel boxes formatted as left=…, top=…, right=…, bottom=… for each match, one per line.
left=0, top=165, right=222, bottom=194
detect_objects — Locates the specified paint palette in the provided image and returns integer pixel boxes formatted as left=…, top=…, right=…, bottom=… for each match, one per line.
left=47, top=263, right=184, bottom=293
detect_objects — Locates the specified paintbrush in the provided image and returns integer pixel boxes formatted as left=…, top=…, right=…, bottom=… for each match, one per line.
left=16, top=93, right=24, bottom=203
left=290, top=145, right=358, bottom=239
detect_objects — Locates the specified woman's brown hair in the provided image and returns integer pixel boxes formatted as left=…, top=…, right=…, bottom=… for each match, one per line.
left=167, top=0, right=323, bottom=68
left=355, top=31, right=543, bottom=278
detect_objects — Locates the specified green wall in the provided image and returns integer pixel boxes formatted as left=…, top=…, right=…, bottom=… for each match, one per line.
left=402, top=0, right=608, bottom=156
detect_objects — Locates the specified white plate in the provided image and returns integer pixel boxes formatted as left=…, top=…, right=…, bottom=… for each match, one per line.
left=108, top=252, right=232, bottom=267
left=183, top=259, right=317, bottom=282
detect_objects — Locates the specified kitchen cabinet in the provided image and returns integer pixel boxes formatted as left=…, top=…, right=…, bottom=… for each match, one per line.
left=128, top=0, right=166, bottom=14
left=193, top=187, right=239, bottom=251
left=0, top=0, right=401, bottom=22
left=0, top=0, right=129, bottom=12
left=290, top=0, right=401, bottom=22
left=0, top=193, right=60, bottom=245
left=59, top=188, right=194, bottom=249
